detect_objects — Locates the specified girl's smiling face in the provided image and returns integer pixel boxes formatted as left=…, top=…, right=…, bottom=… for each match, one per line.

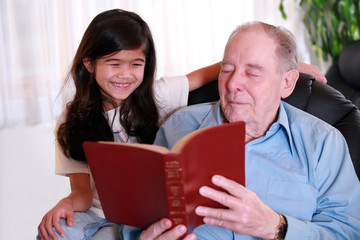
left=83, top=47, right=146, bottom=111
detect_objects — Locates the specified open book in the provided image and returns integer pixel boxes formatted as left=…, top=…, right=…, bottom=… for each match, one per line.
left=83, top=121, right=245, bottom=232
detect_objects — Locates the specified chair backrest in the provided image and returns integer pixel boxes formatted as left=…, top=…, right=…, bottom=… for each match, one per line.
left=188, top=73, right=360, bottom=180
left=326, top=40, right=360, bottom=108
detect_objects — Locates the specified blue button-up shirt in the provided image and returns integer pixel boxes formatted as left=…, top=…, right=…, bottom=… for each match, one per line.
left=153, top=101, right=360, bottom=239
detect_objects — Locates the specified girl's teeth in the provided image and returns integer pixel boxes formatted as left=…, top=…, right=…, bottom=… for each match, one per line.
left=114, top=83, right=129, bottom=88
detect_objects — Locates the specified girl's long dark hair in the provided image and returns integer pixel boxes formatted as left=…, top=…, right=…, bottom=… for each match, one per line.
left=58, top=9, right=158, bottom=163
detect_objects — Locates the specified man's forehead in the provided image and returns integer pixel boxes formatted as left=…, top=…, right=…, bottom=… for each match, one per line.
left=228, top=29, right=270, bottom=46
left=225, top=30, right=276, bottom=59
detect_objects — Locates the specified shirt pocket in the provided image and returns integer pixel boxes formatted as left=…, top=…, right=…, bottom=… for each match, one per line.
left=266, top=179, right=317, bottom=221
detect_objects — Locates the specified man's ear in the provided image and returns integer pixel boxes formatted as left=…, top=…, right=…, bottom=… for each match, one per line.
left=82, top=58, right=94, bottom=72
left=281, top=69, right=299, bottom=99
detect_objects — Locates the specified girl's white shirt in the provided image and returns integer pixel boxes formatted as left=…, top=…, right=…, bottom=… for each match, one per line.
left=54, top=75, right=189, bottom=218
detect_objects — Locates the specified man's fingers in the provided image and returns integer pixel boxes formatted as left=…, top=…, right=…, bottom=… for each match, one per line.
left=211, top=175, right=246, bottom=197
left=199, top=175, right=246, bottom=208
left=140, top=218, right=172, bottom=239
left=199, top=185, right=238, bottom=208
left=183, top=233, right=197, bottom=240
left=140, top=219, right=194, bottom=240
left=196, top=186, right=241, bottom=223
left=157, top=224, right=188, bottom=239
left=196, top=204, right=238, bottom=222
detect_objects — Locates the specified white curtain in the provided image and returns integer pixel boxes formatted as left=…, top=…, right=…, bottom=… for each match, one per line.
left=0, top=0, right=307, bottom=128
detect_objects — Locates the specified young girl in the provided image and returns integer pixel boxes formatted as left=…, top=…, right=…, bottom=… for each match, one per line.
left=37, top=9, right=220, bottom=240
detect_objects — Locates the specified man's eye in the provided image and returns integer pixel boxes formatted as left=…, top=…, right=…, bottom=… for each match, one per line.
left=221, top=70, right=231, bottom=74
left=221, top=68, right=233, bottom=74
left=246, top=70, right=261, bottom=78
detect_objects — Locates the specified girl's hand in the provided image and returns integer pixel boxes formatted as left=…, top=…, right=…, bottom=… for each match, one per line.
left=37, top=197, right=74, bottom=240
left=298, top=62, right=327, bottom=83
left=38, top=173, right=92, bottom=240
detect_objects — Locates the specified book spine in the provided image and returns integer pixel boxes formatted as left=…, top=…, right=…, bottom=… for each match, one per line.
left=164, top=155, right=186, bottom=226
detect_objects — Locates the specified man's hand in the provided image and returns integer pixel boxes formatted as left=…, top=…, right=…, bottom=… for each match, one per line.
left=140, top=218, right=197, bottom=240
left=195, top=175, right=280, bottom=240
left=37, top=197, right=74, bottom=240
left=298, top=62, right=327, bottom=83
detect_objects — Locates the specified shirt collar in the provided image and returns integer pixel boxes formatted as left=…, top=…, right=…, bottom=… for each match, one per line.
left=275, top=101, right=295, bottom=155
left=198, top=101, right=223, bottom=128
left=248, top=102, right=295, bottom=156
left=208, top=101, right=295, bottom=156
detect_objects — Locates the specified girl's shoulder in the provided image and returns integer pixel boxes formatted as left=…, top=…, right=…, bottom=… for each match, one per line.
left=154, top=75, right=189, bottom=98
left=155, top=75, right=190, bottom=121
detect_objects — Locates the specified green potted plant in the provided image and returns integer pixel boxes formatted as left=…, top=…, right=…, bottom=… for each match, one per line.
left=279, top=0, right=360, bottom=62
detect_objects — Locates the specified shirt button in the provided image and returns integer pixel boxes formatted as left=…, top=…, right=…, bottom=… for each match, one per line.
left=247, top=147, right=251, bottom=152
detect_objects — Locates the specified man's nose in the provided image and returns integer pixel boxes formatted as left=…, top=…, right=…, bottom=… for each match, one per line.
left=227, top=72, right=245, bottom=92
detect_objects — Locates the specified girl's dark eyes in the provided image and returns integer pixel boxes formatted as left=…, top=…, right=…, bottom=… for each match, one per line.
left=109, top=63, right=143, bottom=67
left=106, top=62, right=144, bottom=67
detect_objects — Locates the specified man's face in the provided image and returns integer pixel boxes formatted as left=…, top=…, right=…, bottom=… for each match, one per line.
left=219, top=29, right=285, bottom=133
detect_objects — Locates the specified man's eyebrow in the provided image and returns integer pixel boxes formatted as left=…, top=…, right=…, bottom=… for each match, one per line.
left=221, top=60, right=232, bottom=66
left=247, top=63, right=264, bottom=71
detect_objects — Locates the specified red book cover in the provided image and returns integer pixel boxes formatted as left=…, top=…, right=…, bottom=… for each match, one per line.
left=83, top=121, right=245, bottom=232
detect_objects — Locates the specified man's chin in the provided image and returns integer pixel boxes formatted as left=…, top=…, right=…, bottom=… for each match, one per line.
left=225, top=113, right=247, bottom=123
left=223, top=107, right=249, bottom=122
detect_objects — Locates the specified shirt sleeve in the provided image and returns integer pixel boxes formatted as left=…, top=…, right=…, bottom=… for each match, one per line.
left=154, top=75, right=189, bottom=122
left=285, top=129, right=360, bottom=239
left=54, top=110, right=90, bottom=176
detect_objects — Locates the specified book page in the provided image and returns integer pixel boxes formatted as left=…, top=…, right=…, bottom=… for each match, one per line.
left=171, top=125, right=214, bottom=153
left=98, top=141, right=170, bottom=154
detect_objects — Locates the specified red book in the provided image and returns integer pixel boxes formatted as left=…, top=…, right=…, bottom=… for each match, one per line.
left=83, top=121, right=245, bottom=232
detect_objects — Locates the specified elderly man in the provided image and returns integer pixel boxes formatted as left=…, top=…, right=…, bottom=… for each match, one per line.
left=132, top=22, right=360, bottom=240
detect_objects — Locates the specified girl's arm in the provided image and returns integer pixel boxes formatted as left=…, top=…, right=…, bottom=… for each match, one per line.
left=186, top=62, right=221, bottom=91
left=37, top=173, right=92, bottom=240
left=67, top=173, right=93, bottom=211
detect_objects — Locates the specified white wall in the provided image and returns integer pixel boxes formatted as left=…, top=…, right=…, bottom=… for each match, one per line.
left=0, top=123, right=70, bottom=240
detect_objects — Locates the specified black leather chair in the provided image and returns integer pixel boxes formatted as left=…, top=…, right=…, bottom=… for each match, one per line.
left=188, top=73, right=360, bottom=180
left=326, top=40, right=360, bottom=108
